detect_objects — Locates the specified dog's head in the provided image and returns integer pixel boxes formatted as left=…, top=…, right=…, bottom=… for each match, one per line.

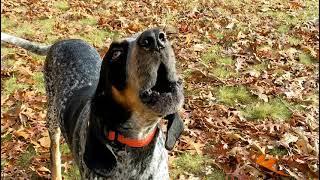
left=95, top=27, right=184, bottom=148
left=86, top=28, right=184, bottom=175
left=100, top=28, right=183, bottom=114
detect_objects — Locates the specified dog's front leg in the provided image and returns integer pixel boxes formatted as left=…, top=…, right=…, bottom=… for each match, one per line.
left=49, top=127, right=62, bottom=180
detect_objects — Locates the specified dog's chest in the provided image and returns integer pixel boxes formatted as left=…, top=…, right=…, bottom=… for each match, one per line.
left=82, top=130, right=169, bottom=180
left=111, top=134, right=169, bottom=180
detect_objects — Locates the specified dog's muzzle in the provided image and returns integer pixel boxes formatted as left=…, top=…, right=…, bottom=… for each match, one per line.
left=136, top=29, right=184, bottom=116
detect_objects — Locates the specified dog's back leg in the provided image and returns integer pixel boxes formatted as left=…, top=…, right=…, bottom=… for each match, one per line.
left=47, top=105, right=62, bottom=180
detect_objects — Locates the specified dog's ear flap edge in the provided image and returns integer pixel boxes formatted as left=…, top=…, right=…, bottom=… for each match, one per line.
left=83, top=127, right=117, bottom=176
left=164, top=113, right=184, bottom=150
left=95, top=53, right=112, bottom=97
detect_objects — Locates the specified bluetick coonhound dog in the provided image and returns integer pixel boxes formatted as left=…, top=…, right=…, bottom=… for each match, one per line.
left=1, top=28, right=184, bottom=179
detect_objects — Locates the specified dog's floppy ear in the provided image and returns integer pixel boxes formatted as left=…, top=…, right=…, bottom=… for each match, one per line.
left=84, top=124, right=117, bottom=176
left=95, top=56, right=112, bottom=98
left=99, top=42, right=128, bottom=91
left=164, top=113, right=184, bottom=150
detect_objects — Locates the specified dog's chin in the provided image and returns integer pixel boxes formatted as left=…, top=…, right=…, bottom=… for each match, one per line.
left=139, top=80, right=183, bottom=116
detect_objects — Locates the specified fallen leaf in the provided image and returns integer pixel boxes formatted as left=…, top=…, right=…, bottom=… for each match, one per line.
left=279, top=133, right=298, bottom=148
left=19, top=113, right=28, bottom=127
left=256, top=155, right=289, bottom=176
left=226, top=22, right=235, bottom=29
left=38, top=136, right=51, bottom=148
left=37, top=166, right=50, bottom=172
left=192, top=44, right=205, bottom=52
left=14, top=129, right=30, bottom=140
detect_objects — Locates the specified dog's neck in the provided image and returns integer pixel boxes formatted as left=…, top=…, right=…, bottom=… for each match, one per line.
left=117, top=114, right=160, bottom=139
left=92, top=93, right=161, bottom=139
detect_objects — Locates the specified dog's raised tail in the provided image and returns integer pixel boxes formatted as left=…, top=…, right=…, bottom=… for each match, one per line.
left=1, top=32, right=51, bottom=55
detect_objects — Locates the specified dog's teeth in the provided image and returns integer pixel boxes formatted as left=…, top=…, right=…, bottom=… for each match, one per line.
left=147, top=89, right=152, bottom=94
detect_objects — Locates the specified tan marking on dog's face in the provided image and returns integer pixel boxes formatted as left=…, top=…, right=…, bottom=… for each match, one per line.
left=107, top=28, right=184, bottom=138
left=111, top=81, right=160, bottom=138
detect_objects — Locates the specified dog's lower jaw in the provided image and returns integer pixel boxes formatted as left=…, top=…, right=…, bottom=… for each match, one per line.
left=139, top=80, right=184, bottom=116
left=118, top=114, right=161, bottom=139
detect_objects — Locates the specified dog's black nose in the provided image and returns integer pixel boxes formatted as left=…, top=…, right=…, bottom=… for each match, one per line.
left=138, top=29, right=166, bottom=51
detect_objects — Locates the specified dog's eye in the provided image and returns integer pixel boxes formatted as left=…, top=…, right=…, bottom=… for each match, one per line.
left=112, top=50, right=122, bottom=60
left=143, top=39, right=150, bottom=46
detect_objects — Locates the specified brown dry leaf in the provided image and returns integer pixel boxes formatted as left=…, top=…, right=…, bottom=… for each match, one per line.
left=164, top=25, right=178, bottom=34
left=183, top=136, right=204, bottom=155
left=18, top=113, right=28, bottom=127
left=38, top=136, right=51, bottom=148
left=13, top=129, right=30, bottom=140
left=247, top=69, right=261, bottom=78
left=250, top=87, right=268, bottom=102
left=226, top=132, right=243, bottom=141
left=295, top=139, right=312, bottom=154
left=286, top=167, right=306, bottom=179
left=249, top=140, right=265, bottom=154
left=235, top=57, right=245, bottom=72
left=228, top=146, right=245, bottom=156
left=192, top=44, right=205, bottom=52
left=226, top=22, right=235, bottom=29
left=16, top=66, right=33, bottom=76
left=237, top=31, right=246, bottom=39
left=279, top=133, right=298, bottom=148
left=37, top=166, right=50, bottom=172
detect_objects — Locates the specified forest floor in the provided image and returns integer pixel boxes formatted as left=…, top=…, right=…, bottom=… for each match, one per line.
left=1, top=0, right=319, bottom=179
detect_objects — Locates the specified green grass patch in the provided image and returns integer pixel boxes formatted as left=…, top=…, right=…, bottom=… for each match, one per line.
left=216, top=56, right=233, bottom=65
left=201, top=45, right=222, bottom=64
left=243, top=99, right=292, bottom=121
left=204, top=168, right=226, bottom=180
left=1, top=134, right=13, bottom=143
left=303, top=94, right=319, bottom=106
left=14, top=22, right=36, bottom=36
left=1, top=47, right=16, bottom=55
left=1, top=47, right=17, bottom=65
left=288, top=36, right=302, bottom=46
left=261, top=0, right=318, bottom=29
left=18, top=145, right=36, bottom=168
left=173, top=153, right=205, bottom=175
left=269, top=146, right=288, bottom=156
left=79, top=17, right=98, bottom=26
left=1, top=159, right=7, bottom=170
left=213, top=31, right=224, bottom=40
left=35, top=18, right=55, bottom=34
left=61, top=143, right=71, bottom=155
left=216, top=86, right=253, bottom=106
left=277, top=25, right=290, bottom=34
left=32, top=72, right=45, bottom=94
left=164, top=12, right=177, bottom=25
left=2, top=77, right=29, bottom=96
left=182, top=68, right=193, bottom=79
left=1, top=16, right=18, bottom=31
left=63, top=162, right=81, bottom=180
left=80, top=29, right=117, bottom=47
left=171, top=153, right=225, bottom=179
left=211, top=66, right=236, bottom=79
left=30, top=53, right=45, bottom=63
left=299, top=52, right=315, bottom=65
left=53, top=0, right=69, bottom=11
left=252, top=62, right=267, bottom=71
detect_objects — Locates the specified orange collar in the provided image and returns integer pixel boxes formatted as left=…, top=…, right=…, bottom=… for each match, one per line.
left=107, top=128, right=157, bottom=148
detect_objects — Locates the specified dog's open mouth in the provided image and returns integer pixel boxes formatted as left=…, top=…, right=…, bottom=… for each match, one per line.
left=139, top=63, right=183, bottom=116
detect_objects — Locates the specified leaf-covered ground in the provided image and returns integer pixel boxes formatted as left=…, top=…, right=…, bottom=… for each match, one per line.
left=1, top=0, right=319, bottom=179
